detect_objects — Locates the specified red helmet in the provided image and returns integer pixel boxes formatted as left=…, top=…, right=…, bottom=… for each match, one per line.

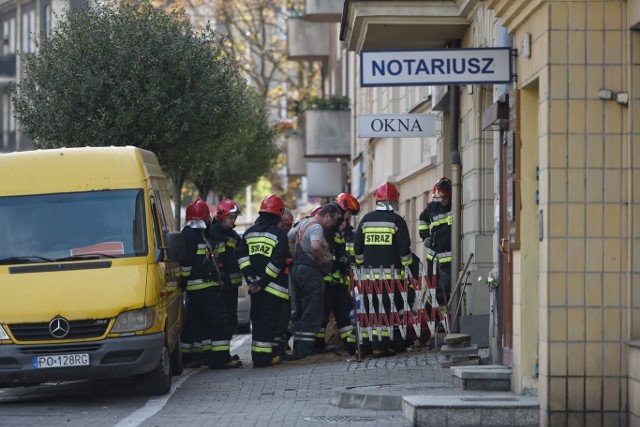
left=310, top=206, right=322, bottom=217
left=335, top=193, right=360, bottom=215
left=374, top=181, right=399, bottom=202
left=431, top=183, right=438, bottom=199
left=259, top=195, right=285, bottom=217
left=215, top=199, right=241, bottom=221
left=186, top=199, right=211, bottom=221
left=435, top=177, right=452, bottom=199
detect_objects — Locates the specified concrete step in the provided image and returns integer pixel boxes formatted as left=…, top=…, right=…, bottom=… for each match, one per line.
left=402, top=392, right=539, bottom=426
left=439, top=344, right=479, bottom=356
left=440, top=355, right=481, bottom=368
left=451, top=366, right=511, bottom=391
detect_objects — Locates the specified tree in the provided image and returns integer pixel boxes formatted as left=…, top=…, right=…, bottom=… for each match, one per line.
left=190, top=85, right=278, bottom=200
left=12, top=0, right=269, bottom=224
left=214, top=0, right=321, bottom=209
left=215, top=0, right=291, bottom=107
left=154, top=0, right=323, bottom=211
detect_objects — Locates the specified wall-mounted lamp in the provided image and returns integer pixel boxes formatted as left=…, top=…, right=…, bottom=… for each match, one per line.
left=520, top=33, right=531, bottom=58
left=597, top=88, right=613, bottom=100
left=615, top=92, right=629, bottom=105
left=598, top=88, right=628, bottom=105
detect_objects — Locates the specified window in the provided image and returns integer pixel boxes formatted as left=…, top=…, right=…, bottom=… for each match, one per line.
left=21, top=8, right=36, bottom=53
left=43, top=4, right=51, bottom=36
left=2, top=92, right=15, bottom=150
left=2, top=16, right=16, bottom=54
left=0, top=189, right=148, bottom=260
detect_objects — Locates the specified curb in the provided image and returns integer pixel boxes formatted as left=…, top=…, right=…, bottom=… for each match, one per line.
left=331, top=382, right=454, bottom=411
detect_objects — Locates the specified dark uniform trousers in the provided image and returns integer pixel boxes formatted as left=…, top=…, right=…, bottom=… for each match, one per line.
left=183, top=285, right=232, bottom=369
left=250, top=289, right=283, bottom=367
left=273, top=289, right=292, bottom=356
left=316, top=281, right=356, bottom=355
left=222, top=279, right=239, bottom=337
left=291, top=264, right=325, bottom=359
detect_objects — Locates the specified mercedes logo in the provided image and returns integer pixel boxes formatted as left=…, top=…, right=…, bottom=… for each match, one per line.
left=49, top=317, right=70, bottom=339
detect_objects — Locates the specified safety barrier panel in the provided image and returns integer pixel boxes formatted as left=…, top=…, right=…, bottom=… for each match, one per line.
left=350, top=260, right=450, bottom=346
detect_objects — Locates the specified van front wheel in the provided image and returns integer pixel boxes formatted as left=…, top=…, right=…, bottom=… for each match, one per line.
left=141, top=344, right=172, bottom=395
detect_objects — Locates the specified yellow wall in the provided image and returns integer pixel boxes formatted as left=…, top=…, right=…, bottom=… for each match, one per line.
left=527, top=1, right=630, bottom=425
left=512, top=82, right=541, bottom=395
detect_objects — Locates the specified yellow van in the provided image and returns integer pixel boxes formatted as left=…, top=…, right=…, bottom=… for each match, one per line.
left=0, top=146, right=185, bottom=395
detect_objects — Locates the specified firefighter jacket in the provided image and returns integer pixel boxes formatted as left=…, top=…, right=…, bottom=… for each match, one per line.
left=342, top=223, right=356, bottom=264
left=209, top=220, right=243, bottom=288
left=418, top=201, right=452, bottom=264
left=237, top=213, right=290, bottom=300
left=354, top=207, right=413, bottom=278
left=326, top=224, right=349, bottom=286
left=180, top=225, right=221, bottom=291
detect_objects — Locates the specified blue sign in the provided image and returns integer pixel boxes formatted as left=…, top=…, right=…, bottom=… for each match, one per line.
left=360, top=48, right=512, bottom=87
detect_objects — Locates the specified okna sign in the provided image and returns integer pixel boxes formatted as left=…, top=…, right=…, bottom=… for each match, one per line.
left=360, top=48, right=512, bottom=87
left=358, top=114, right=436, bottom=138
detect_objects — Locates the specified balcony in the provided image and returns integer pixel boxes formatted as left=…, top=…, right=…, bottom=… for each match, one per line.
left=304, top=109, right=350, bottom=157
left=0, top=54, right=16, bottom=78
left=485, top=0, right=544, bottom=31
left=340, top=0, right=477, bottom=52
left=286, top=132, right=306, bottom=176
left=286, top=17, right=330, bottom=61
left=304, top=0, right=342, bottom=23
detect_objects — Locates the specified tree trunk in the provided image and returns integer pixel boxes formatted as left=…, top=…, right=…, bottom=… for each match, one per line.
left=169, top=169, right=189, bottom=227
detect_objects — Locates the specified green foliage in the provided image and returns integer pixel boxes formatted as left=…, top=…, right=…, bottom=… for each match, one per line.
left=304, top=95, right=350, bottom=111
left=14, top=1, right=238, bottom=158
left=189, top=85, right=279, bottom=200
left=11, top=0, right=276, bottom=223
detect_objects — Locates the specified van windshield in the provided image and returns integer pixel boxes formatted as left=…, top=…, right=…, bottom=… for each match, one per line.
left=0, top=189, right=147, bottom=262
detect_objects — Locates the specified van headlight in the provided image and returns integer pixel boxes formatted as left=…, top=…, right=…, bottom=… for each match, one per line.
left=0, top=324, right=9, bottom=340
left=112, top=307, right=156, bottom=333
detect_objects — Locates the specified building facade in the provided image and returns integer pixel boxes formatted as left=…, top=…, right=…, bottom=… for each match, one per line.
left=287, top=0, right=640, bottom=424
left=0, top=0, right=85, bottom=153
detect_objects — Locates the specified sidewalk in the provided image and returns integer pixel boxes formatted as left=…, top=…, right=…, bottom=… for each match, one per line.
left=156, top=338, right=537, bottom=427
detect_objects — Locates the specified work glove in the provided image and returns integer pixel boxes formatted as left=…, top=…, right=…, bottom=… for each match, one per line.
left=423, top=237, right=431, bottom=248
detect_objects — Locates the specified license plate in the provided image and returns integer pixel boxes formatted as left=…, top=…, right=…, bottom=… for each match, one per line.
left=33, top=353, right=89, bottom=369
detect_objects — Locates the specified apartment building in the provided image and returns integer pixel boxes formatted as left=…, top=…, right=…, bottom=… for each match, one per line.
left=287, top=0, right=640, bottom=424
left=0, top=0, right=83, bottom=153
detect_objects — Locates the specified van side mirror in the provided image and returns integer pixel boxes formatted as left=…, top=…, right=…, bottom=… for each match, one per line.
left=164, top=231, right=185, bottom=262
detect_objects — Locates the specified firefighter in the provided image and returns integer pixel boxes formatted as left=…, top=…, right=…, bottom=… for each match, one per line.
left=209, top=199, right=243, bottom=355
left=289, top=203, right=343, bottom=360
left=418, top=177, right=452, bottom=305
left=354, top=182, right=413, bottom=357
left=315, top=194, right=360, bottom=355
left=180, top=199, right=241, bottom=369
left=274, top=208, right=294, bottom=357
left=237, top=195, right=290, bottom=367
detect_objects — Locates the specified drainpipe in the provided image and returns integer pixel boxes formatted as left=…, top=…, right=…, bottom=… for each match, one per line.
left=449, top=42, right=462, bottom=332
left=491, top=21, right=513, bottom=363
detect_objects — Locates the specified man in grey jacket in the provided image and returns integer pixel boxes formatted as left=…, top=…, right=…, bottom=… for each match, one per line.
left=288, top=203, right=343, bottom=360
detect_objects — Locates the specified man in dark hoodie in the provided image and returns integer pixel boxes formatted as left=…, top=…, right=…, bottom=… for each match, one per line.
left=237, top=195, right=290, bottom=368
